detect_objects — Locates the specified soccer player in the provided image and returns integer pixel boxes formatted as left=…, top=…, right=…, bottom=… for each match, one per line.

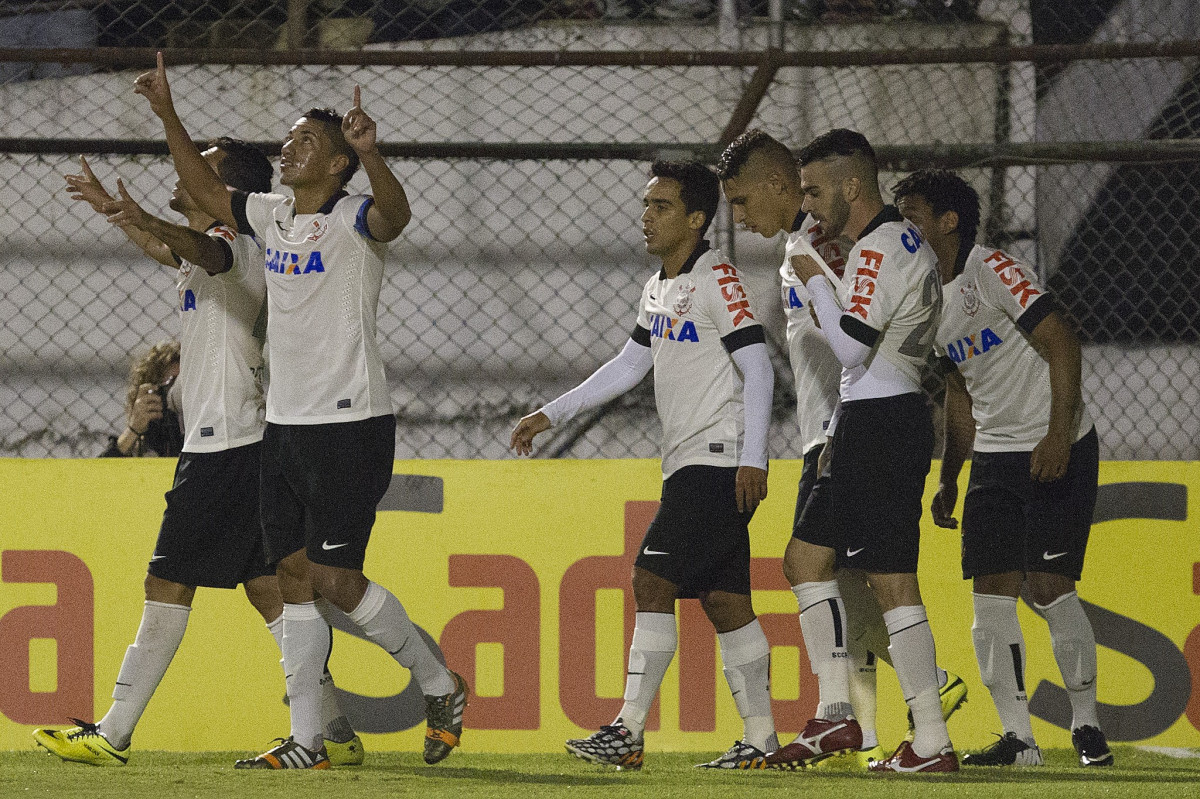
left=893, top=168, right=1112, bottom=768
left=33, top=144, right=361, bottom=766
left=717, top=129, right=966, bottom=769
left=758, top=129, right=956, bottom=773
left=133, top=53, right=466, bottom=769
left=511, top=160, right=778, bottom=770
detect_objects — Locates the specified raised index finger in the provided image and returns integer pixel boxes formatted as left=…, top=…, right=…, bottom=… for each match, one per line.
left=353, top=84, right=361, bottom=110
left=80, top=155, right=96, bottom=180
left=157, top=50, right=165, bottom=76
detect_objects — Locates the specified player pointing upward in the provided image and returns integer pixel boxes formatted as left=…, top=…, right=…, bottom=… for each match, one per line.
left=134, top=53, right=466, bottom=770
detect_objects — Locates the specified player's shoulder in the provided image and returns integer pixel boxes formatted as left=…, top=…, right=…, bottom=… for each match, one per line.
left=969, top=244, right=1032, bottom=279
left=857, top=214, right=925, bottom=263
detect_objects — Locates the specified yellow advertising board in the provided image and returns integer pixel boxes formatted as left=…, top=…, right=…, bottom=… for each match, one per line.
left=1, top=458, right=1197, bottom=753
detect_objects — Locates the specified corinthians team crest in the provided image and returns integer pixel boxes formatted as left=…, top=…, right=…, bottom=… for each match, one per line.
left=961, top=281, right=980, bottom=317
left=673, top=279, right=696, bottom=316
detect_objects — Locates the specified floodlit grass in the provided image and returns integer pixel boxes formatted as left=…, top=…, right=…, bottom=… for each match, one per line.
left=5, top=747, right=1199, bottom=799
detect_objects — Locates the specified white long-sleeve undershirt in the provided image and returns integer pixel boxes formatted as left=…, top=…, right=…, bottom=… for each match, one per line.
left=539, top=338, right=653, bottom=427
left=730, top=341, right=773, bottom=471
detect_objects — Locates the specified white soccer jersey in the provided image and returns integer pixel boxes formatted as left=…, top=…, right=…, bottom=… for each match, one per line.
left=936, top=245, right=1093, bottom=452
left=237, top=191, right=393, bottom=424
left=781, top=215, right=845, bottom=452
left=839, top=208, right=941, bottom=400
left=175, top=225, right=266, bottom=452
left=634, top=245, right=764, bottom=478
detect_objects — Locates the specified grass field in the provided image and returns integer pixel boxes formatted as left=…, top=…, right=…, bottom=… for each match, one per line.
left=6, top=746, right=1200, bottom=799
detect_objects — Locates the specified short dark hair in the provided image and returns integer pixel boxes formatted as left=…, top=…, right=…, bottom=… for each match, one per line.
left=715, top=128, right=791, bottom=181
left=650, top=160, right=720, bottom=237
left=891, top=168, right=981, bottom=248
left=209, top=137, right=273, bottom=194
left=796, top=128, right=877, bottom=169
left=303, top=107, right=360, bottom=187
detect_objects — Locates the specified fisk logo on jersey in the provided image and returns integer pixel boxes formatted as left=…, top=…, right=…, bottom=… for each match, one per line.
left=266, top=247, right=326, bottom=275
left=984, top=250, right=1041, bottom=309
left=211, top=225, right=237, bottom=243
left=945, top=327, right=1004, bottom=363
left=711, top=263, right=755, bottom=326
left=847, top=249, right=884, bottom=320
left=648, top=313, right=699, bottom=342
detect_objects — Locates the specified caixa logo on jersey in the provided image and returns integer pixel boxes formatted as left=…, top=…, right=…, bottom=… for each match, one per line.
left=945, top=327, right=1003, bottom=363
left=266, top=247, right=326, bottom=275
left=648, top=313, right=699, bottom=342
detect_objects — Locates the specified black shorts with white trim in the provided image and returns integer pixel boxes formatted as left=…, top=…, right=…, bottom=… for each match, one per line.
left=634, top=465, right=753, bottom=598
left=150, top=441, right=274, bottom=589
left=962, top=426, right=1098, bottom=581
left=260, top=414, right=396, bottom=570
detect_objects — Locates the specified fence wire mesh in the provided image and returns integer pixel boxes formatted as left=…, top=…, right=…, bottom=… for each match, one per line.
left=1, top=0, right=1198, bottom=460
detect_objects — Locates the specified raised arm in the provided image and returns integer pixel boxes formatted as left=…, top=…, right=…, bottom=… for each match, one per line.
left=64, top=156, right=175, bottom=267
left=342, top=85, right=411, bottom=242
left=102, top=179, right=231, bottom=275
left=134, top=52, right=235, bottom=227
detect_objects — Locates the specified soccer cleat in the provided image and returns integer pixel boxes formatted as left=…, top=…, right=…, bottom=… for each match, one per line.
left=565, top=720, right=644, bottom=770
left=765, top=717, right=863, bottom=769
left=962, top=732, right=1042, bottom=766
left=32, top=719, right=130, bottom=766
left=868, top=740, right=959, bottom=773
left=424, top=670, right=468, bottom=765
left=904, top=671, right=968, bottom=742
left=856, top=744, right=888, bottom=769
left=1072, top=725, right=1114, bottom=767
left=696, top=740, right=770, bottom=769
left=325, top=734, right=364, bottom=766
left=234, top=737, right=330, bottom=769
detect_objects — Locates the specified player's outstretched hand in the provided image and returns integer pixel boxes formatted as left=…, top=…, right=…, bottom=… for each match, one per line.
left=931, top=483, right=959, bottom=529
left=134, top=51, right=175, bottom=118
left=735, top=465, right=768, bottom=514
left=510, top=411, right=550, bottom=456
left=342, top=85, right=377, bottom=155
left=1030, top=431, right=1070, bottom=482
left=64, top=155, right=114, bottom=213
left=100, top=179, right=151, bottom=230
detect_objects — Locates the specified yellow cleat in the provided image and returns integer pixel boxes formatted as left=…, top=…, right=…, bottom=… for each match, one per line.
left=325, top=734, right=365, bottom=766
left=856, top=744, right=888, bottom=769
left=33, top=719, right=130, bottom=766
left=905, top=672, right=968, bottom=742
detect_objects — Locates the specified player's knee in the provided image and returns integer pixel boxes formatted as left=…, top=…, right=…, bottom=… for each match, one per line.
left=144, top=573, right=194, bottom=606
left=1027, top=572, right=1075, bottom=607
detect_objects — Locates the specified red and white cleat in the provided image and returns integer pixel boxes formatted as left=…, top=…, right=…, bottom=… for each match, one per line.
left=868, top=740, right=959, bottom=773
left=765, top=717, right=863, bottom=770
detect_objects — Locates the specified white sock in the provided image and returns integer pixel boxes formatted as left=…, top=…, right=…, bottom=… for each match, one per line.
left=348, top=581, right=454, bottom=697
left=837, top=569, right=884, bottom=745
left=99, top=601, right=191, bottom=750
left=269, top=611, right=353, bottom=743
left=717, top=618, right=777, bottom=753
left=848, top=645, right=879, bottom=749
left=616, top=612, right=677, bottom=739
left=793, top=580, right=851, bottom=720
left=884, top=605, right=949, bottom=758
left=282, top=602, right=331, bottom=751
left=1037, top=591, right=1101, bottom=731
left=972, top=593, right=1035, bottom=743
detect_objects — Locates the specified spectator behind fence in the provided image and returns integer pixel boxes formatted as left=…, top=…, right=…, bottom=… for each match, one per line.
left=100, top=340, right=184, bottom=457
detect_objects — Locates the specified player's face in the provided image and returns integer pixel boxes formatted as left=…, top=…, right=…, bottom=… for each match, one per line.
left=280, top=117, right=336, bottom=188
left=641, top=177, right=700, bottom=260
left=800, top=159, right=851, bottom=239
left=896, top=193, right=938, bottom=241
left=171, top=148, right=226, bottom=214
left=722, top=172, right=781, bottom=238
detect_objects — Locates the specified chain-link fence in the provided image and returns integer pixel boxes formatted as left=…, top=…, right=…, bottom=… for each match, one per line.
left=2, top=0, right=1198, bottom=460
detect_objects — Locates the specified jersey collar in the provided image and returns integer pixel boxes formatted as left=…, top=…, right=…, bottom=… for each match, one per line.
left=790, top=209, right=806, bottom=233
left=857, top=204, right=903, bottom=241
left=316, top=189, right=349, bottom=216
left=659, top=239, right=711, bottom=279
